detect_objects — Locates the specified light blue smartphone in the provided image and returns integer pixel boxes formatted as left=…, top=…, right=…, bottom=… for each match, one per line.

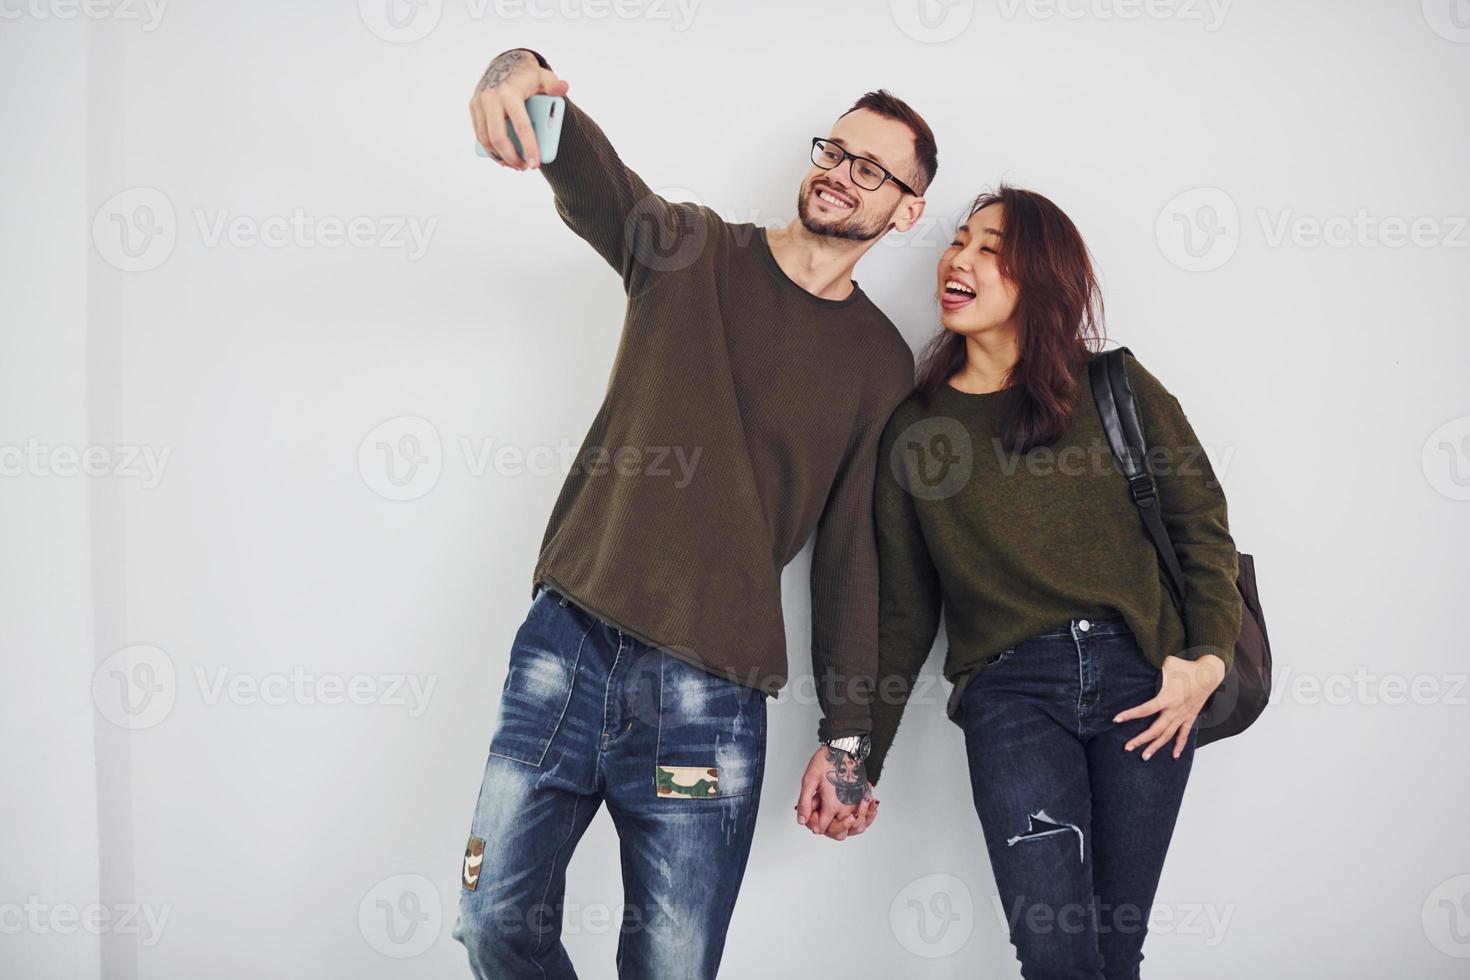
left=475, top=94, right=564, bottom=164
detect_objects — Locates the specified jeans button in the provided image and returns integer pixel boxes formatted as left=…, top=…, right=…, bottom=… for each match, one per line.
left=1079, top=619, right=1091, bottom=632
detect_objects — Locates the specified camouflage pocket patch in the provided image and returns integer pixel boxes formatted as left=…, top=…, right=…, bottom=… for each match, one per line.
left=462, top=835, right=485, bottom=891
left=656, top=765, right=719, bottom=799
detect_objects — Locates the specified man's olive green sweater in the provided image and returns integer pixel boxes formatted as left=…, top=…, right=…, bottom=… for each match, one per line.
left=867, top=354, right=1241, bottom=783
left=520, top=69, right=913, bottom=740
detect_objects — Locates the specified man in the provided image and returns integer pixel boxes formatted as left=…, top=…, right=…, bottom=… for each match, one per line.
left=454, top=46, right=936, bottom=978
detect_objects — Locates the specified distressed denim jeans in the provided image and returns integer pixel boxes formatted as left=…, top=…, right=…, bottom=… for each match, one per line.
left=452, top=584, right=768, bottom=979
left=959, top=616, right=1199, bottom=980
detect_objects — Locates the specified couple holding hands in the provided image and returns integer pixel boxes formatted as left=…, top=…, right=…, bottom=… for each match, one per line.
left=454, top=47, right=1240, bottom=980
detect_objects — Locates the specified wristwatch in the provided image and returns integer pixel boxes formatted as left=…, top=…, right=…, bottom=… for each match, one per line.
left=824, top=734, right=871, bottom=761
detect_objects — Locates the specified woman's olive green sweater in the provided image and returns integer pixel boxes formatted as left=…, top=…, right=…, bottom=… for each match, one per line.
left=867, top=353, right=1241, bottom=784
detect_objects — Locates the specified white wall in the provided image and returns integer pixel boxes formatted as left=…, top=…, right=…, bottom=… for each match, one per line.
left=4, top=0, right=1468, bottom=976
left=0, top=14, right=104, bottom=980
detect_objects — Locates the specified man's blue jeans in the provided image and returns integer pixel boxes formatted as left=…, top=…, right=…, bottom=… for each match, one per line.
left=452, top=584, right=768, bottom=979
left=959, top=616, right=1199, bottom=980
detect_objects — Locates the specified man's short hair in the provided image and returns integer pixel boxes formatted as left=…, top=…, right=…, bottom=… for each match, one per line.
left=839, top=90, right=938, bottom=195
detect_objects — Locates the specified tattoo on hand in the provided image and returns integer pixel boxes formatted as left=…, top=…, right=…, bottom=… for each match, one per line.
left=824, top=746, right=868, bottom=806
left=477, top=50, right=532, bottom=92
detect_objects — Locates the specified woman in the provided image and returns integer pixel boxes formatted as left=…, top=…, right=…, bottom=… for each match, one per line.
left=866, top=186, right=1241, bottom=979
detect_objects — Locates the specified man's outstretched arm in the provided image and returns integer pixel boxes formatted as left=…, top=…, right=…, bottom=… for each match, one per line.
left=469, top=48, right=699, bottom=292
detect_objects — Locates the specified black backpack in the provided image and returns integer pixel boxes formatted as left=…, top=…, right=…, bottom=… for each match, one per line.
left=1088, top=348, right=1272, bottom=747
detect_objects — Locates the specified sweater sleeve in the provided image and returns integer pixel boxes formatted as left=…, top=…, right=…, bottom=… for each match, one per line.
left=865, top=400, right=944, bottom=786
left=808, top=375, right=911, bottom=744
left=1127, top=355, right=1242, bottom=672
left=515, top=59, right=706, bottom=294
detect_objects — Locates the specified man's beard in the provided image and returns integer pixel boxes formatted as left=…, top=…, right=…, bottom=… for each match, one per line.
left=796, top=180, right=889, bottom=242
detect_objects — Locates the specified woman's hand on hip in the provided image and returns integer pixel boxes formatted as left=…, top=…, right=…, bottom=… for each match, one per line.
left=1113, top=653, right=1227, bottom=760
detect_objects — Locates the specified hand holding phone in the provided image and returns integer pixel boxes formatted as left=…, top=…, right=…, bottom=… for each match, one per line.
left=475, top=95, right=563, bottom=164
left=469, top=49, right=570, bottom=169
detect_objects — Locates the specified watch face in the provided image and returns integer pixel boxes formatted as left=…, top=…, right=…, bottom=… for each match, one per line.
left=828, top=735, right=871, bottom=760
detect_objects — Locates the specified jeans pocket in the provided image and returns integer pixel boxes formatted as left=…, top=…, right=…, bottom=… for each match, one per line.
left=982, top=647, right=1013, bottom=668
left=654, top=657, right=767, bottom=800
left=487, top=590, right=586, bottom=767
left=961, top=648, right=1015, bottom=709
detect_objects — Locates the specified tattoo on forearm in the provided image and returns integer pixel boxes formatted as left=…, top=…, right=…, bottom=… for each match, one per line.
left=825, top=746, right=868, bottom=806
left=477, top=50, right=533, bottom=92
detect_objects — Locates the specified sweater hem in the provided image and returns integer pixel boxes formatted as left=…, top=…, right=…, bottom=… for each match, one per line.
left=534, top=570, right=787, bottom=700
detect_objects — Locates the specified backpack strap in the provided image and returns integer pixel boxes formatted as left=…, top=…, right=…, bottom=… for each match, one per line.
left=1088, top=348, right=1189, bottom=611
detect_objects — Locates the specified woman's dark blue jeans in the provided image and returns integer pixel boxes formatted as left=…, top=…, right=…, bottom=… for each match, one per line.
left=959, top=616, right=1199, bottom=980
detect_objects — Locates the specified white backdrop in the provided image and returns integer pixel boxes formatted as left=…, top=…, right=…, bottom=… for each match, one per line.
left=3, top=1, right=1469, bottom=977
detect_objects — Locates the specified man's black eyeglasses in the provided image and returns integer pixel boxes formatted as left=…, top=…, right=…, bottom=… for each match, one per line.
left=810, top=138, right=917, bottom=197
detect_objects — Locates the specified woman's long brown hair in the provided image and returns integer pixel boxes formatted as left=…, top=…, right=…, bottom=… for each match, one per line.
left=915, top=185, right=1105, bottom=452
